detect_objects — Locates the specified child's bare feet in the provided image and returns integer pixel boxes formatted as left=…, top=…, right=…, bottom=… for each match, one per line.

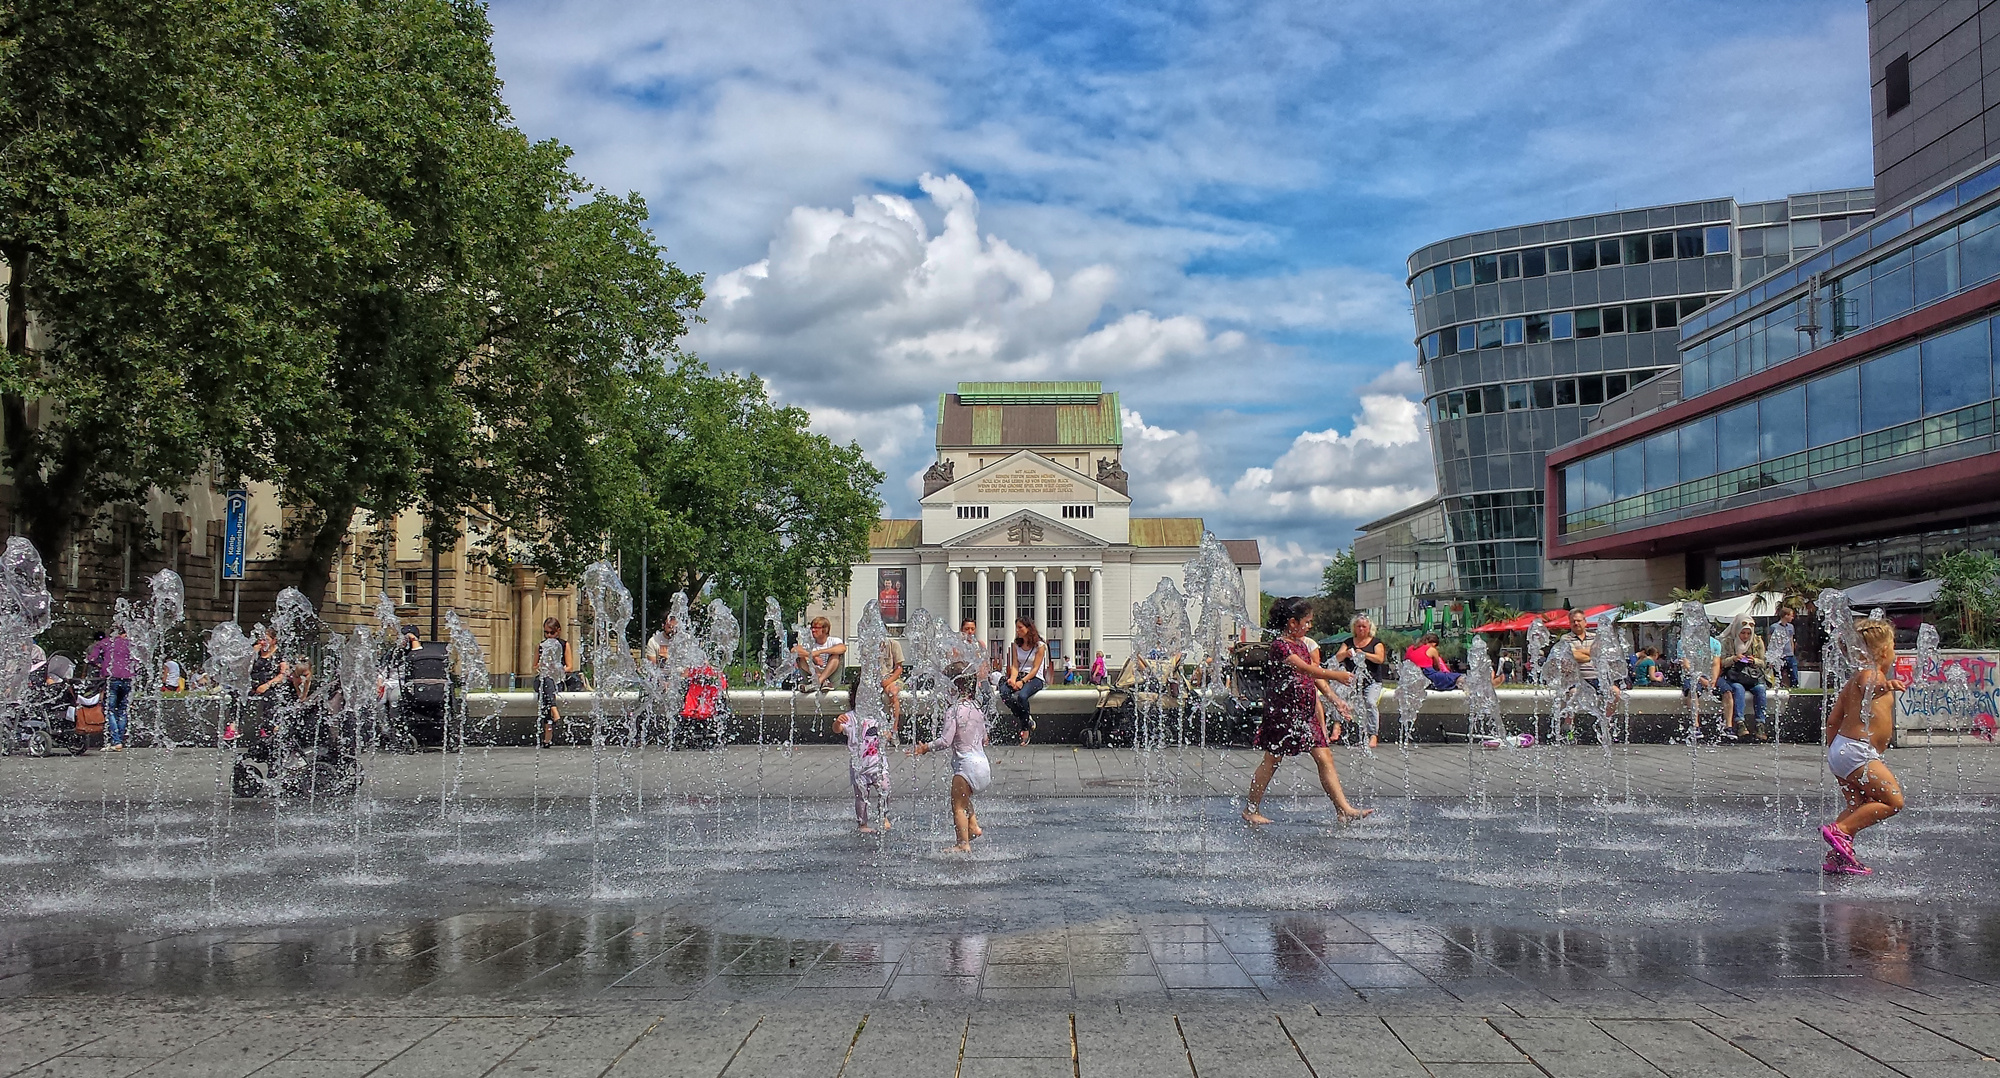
left=948, top=842, right=972, bottom=853
left=858, top=824, right=876, bottom=833
left=1242, top=809, right=1274, bottom=825
left=880, top=818, right=891, bottom=831
left=1337, top=806, right=1375, bottom=822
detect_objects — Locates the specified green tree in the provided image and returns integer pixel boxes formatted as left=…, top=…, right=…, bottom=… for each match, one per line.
left=1931, top=549, right=2000, bottom=648
left=1313, top=548, right=1358, bottom=634
left=242, top=0, right=703, bottom=603
left=617, top=364, right=882, bottom=618
left=0, top=0, right=373, bottom=562
left=1757, top=547, right=1833, bottom=612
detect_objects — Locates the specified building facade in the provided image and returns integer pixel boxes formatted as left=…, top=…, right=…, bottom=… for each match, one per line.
left=1352, top=497, right=1452, bottom=631
left=822, top=382, right=1259, bottom=669
left=1545, top=0, right=2000, bottom=593
left=1405, top=187, right=1875, bottom=611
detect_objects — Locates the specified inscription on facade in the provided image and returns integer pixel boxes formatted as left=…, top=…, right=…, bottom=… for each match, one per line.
left=973, top=469, right=1076, bottom=495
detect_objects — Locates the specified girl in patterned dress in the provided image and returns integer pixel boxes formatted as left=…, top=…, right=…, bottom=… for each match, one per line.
left=1243, top=596, right=1374, bottom=825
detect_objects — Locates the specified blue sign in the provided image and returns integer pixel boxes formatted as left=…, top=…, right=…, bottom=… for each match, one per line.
left=222, top=489, right=248, bottom=580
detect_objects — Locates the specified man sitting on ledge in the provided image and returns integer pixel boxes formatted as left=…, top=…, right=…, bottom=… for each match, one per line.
left=791, top=616, right=847, bottom=693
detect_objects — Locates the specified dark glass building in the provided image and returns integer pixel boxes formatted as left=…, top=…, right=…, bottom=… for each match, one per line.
left=1407, top=191, right=1872, bottom=610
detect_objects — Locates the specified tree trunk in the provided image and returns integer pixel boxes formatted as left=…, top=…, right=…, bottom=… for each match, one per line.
left=3, top=247, right=82, bottom=570
left=289, top=504, right=354, bottom=611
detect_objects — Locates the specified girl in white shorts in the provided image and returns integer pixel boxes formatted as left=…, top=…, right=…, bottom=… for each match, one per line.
left=910, top=663, right=989, bottom=852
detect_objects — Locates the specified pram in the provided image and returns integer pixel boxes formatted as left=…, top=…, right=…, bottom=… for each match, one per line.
left=5, top=654, right=99, bottom=756
left=230, top=688, right=362, bottom=799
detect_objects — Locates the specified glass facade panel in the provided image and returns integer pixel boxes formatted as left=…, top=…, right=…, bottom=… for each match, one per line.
left=1453, top=260, right=1472, bottom=288
left=1457, top=325, right=1476, bottom=352
left=1643, top=430, right=1677, bottom=491
left=1860, top=345, right=1920, bottom=432
left=1499, top=252, right=1521, bottom=279
left=1679, top=415, right=1716, bottom=479
left=1548, top=245, right=1570, bottom=272
left=1622, top=235, right=1649, bottom=265
left=1473, top=254, right=1499, bottom=284
left=1575, top=309, right=1601, bottom=338
left=1562, top=464, right=1583, bottom=514
left=1506, top=383, right=1529, bottom=410
left=1478, top=320, right=1502, bottom=349
left=1921, top=318, right=1992, bottom=415
left=1555, top=379, right=1577, bottom=405
left=1611, top=444, right=1642, bottom=499
left=1552, top=312, right=1574, bottom=339
left=1598, top=238, right=1620, bottom=266
left=1717, top=402, right=1758, bottom=470
left=1532, top=380, right=1555, bottom=408
left=1526, top=313, right=1551, bottom=343
left=1523, top=248, right=1546, bottom=277
left=1431, top=265, right=1452, bottom=294
left=1627, top=304, right=1654, bottom=333
left=1578, top=376, right=1605, bottom=405
left=1483, top=385, right=1505, bottom=413
left=1806, top=366, right=1859, bottom=447
left=1571, top=242, right=1596, bottom=271
left=1583, top=455, right=1611, bottom=509
left=1602, top=306, right=1626, bottom=334
left=1705, top=224, right=1731, bottom=253
left=1759, top=384, right=1805, bottom=460
left=1502, top=317, right=1524, bottom=346
left=1676, top=228, right=1705, bottom=258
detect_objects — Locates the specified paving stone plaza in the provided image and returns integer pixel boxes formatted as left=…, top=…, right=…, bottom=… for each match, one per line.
left=1, top=741, right=1997, bottom=1076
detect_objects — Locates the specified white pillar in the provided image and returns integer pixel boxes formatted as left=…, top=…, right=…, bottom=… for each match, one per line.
left=1003, top=567, right=1018, bottom=636
left=1091, top=566, right=1106, bottom=663
left=1062, top=567, right=1077, bottom=668
left=948, top=567, right=962, bottom=629
left=1033, top=567, right=1048, bottom=642
left=975, top=568, right=989, bottom=647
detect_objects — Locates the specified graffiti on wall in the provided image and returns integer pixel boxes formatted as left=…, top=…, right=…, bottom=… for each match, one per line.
left=1893, top=652, right=1999, bottom=739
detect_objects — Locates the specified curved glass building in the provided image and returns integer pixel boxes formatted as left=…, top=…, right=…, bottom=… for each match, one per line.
left=1405, top=190, right=1874, bottom=611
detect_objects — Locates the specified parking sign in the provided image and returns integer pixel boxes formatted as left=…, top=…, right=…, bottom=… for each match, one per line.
left=223, top=489, right=248, bottom=580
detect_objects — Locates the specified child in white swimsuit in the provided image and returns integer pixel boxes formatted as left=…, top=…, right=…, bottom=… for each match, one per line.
left=1819, top=619, right=1906, bottom=875
left=835, top=709, right=890, bottom=833
left=909, top=663, right=989, bottom=852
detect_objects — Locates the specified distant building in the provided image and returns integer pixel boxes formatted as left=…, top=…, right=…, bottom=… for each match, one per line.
left=1353, top=497, right=1452, bottom=631
left=1546, top=0, right=2000, bottom=596
left=818, top=382, right=1259, bottom=668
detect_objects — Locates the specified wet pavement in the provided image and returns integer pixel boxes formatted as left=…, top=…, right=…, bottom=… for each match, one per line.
left=1, top=745, right=1998, bottom=1074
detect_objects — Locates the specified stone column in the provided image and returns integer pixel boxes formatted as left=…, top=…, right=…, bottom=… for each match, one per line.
left=975, top=568, right=989, bottom=649
left=1091, top=566, right=1106, bottom=663
left=1003, top=567, right=1018, bottom=636
left=1062, top=567, right=1077, bottom=669
left=948, top=568, right=962, bottom=629
left=1033, top=567, right=1049, bottom=645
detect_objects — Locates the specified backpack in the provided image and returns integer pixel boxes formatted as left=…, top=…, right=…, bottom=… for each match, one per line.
left=681, top=666, right=725, bottom=720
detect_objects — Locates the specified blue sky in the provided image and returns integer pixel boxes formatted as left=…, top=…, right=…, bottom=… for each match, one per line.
left=486, top=0, right=1874, bottom=591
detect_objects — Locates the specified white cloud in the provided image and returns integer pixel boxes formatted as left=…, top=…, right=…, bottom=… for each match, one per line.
left=694, top=173, right=1246, bottom=413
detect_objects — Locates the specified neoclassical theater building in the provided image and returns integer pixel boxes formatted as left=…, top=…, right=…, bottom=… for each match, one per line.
left=817, top=382, right=1260, bottom=671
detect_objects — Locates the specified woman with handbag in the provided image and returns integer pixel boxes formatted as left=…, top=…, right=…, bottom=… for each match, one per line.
left=1720, top=615, right=1771, bottom=742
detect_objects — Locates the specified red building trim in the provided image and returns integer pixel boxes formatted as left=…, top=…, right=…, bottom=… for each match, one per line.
left=1547, top=277, right=2000, bottom=468
left=1549, top=452, right=2000, bottom=561
left=1544, top=279, right=2000, bottom=560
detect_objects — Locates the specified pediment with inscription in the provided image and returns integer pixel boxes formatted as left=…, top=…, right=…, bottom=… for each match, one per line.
left=946, top=510, right=1104, bottom=549
left=922, top=450, right=1130, bottom=505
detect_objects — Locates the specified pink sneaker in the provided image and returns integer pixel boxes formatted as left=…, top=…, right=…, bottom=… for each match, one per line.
left=1820, top=824, right=1858, bottom=866
left=1823, top=856, right=1872, bottom=876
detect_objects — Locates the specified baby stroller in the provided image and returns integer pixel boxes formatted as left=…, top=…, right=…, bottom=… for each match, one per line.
left=230, top=691, right=362, bottom=799
left=7, top=655, right=98, bottom=757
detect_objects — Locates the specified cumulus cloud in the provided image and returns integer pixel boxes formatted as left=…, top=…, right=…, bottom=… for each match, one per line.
left=1119, top=371, right=1436, bottom=592
left=694, top=173, right=1245, bottom=412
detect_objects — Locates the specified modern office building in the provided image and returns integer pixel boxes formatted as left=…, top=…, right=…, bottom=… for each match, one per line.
left=1545, top=0, right=2000, bottom=592
left=817, top=382, right=1260, bottom=668
left=1404, top=189, right=1874, bottom=611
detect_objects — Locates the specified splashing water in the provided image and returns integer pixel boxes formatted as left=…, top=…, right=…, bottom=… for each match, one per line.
left=0, top=538, right=53, bottom=708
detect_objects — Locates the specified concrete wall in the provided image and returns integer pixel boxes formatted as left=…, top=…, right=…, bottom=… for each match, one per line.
left=1547, top=555, right=1683, bottom=609
left=1871, top=0, right=2000, bottom=214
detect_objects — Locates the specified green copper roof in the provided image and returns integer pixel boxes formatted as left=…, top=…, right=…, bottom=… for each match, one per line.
left=935, top=385, right=1122, bottom=448
left=954, top=381, right=1103, bottom=404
